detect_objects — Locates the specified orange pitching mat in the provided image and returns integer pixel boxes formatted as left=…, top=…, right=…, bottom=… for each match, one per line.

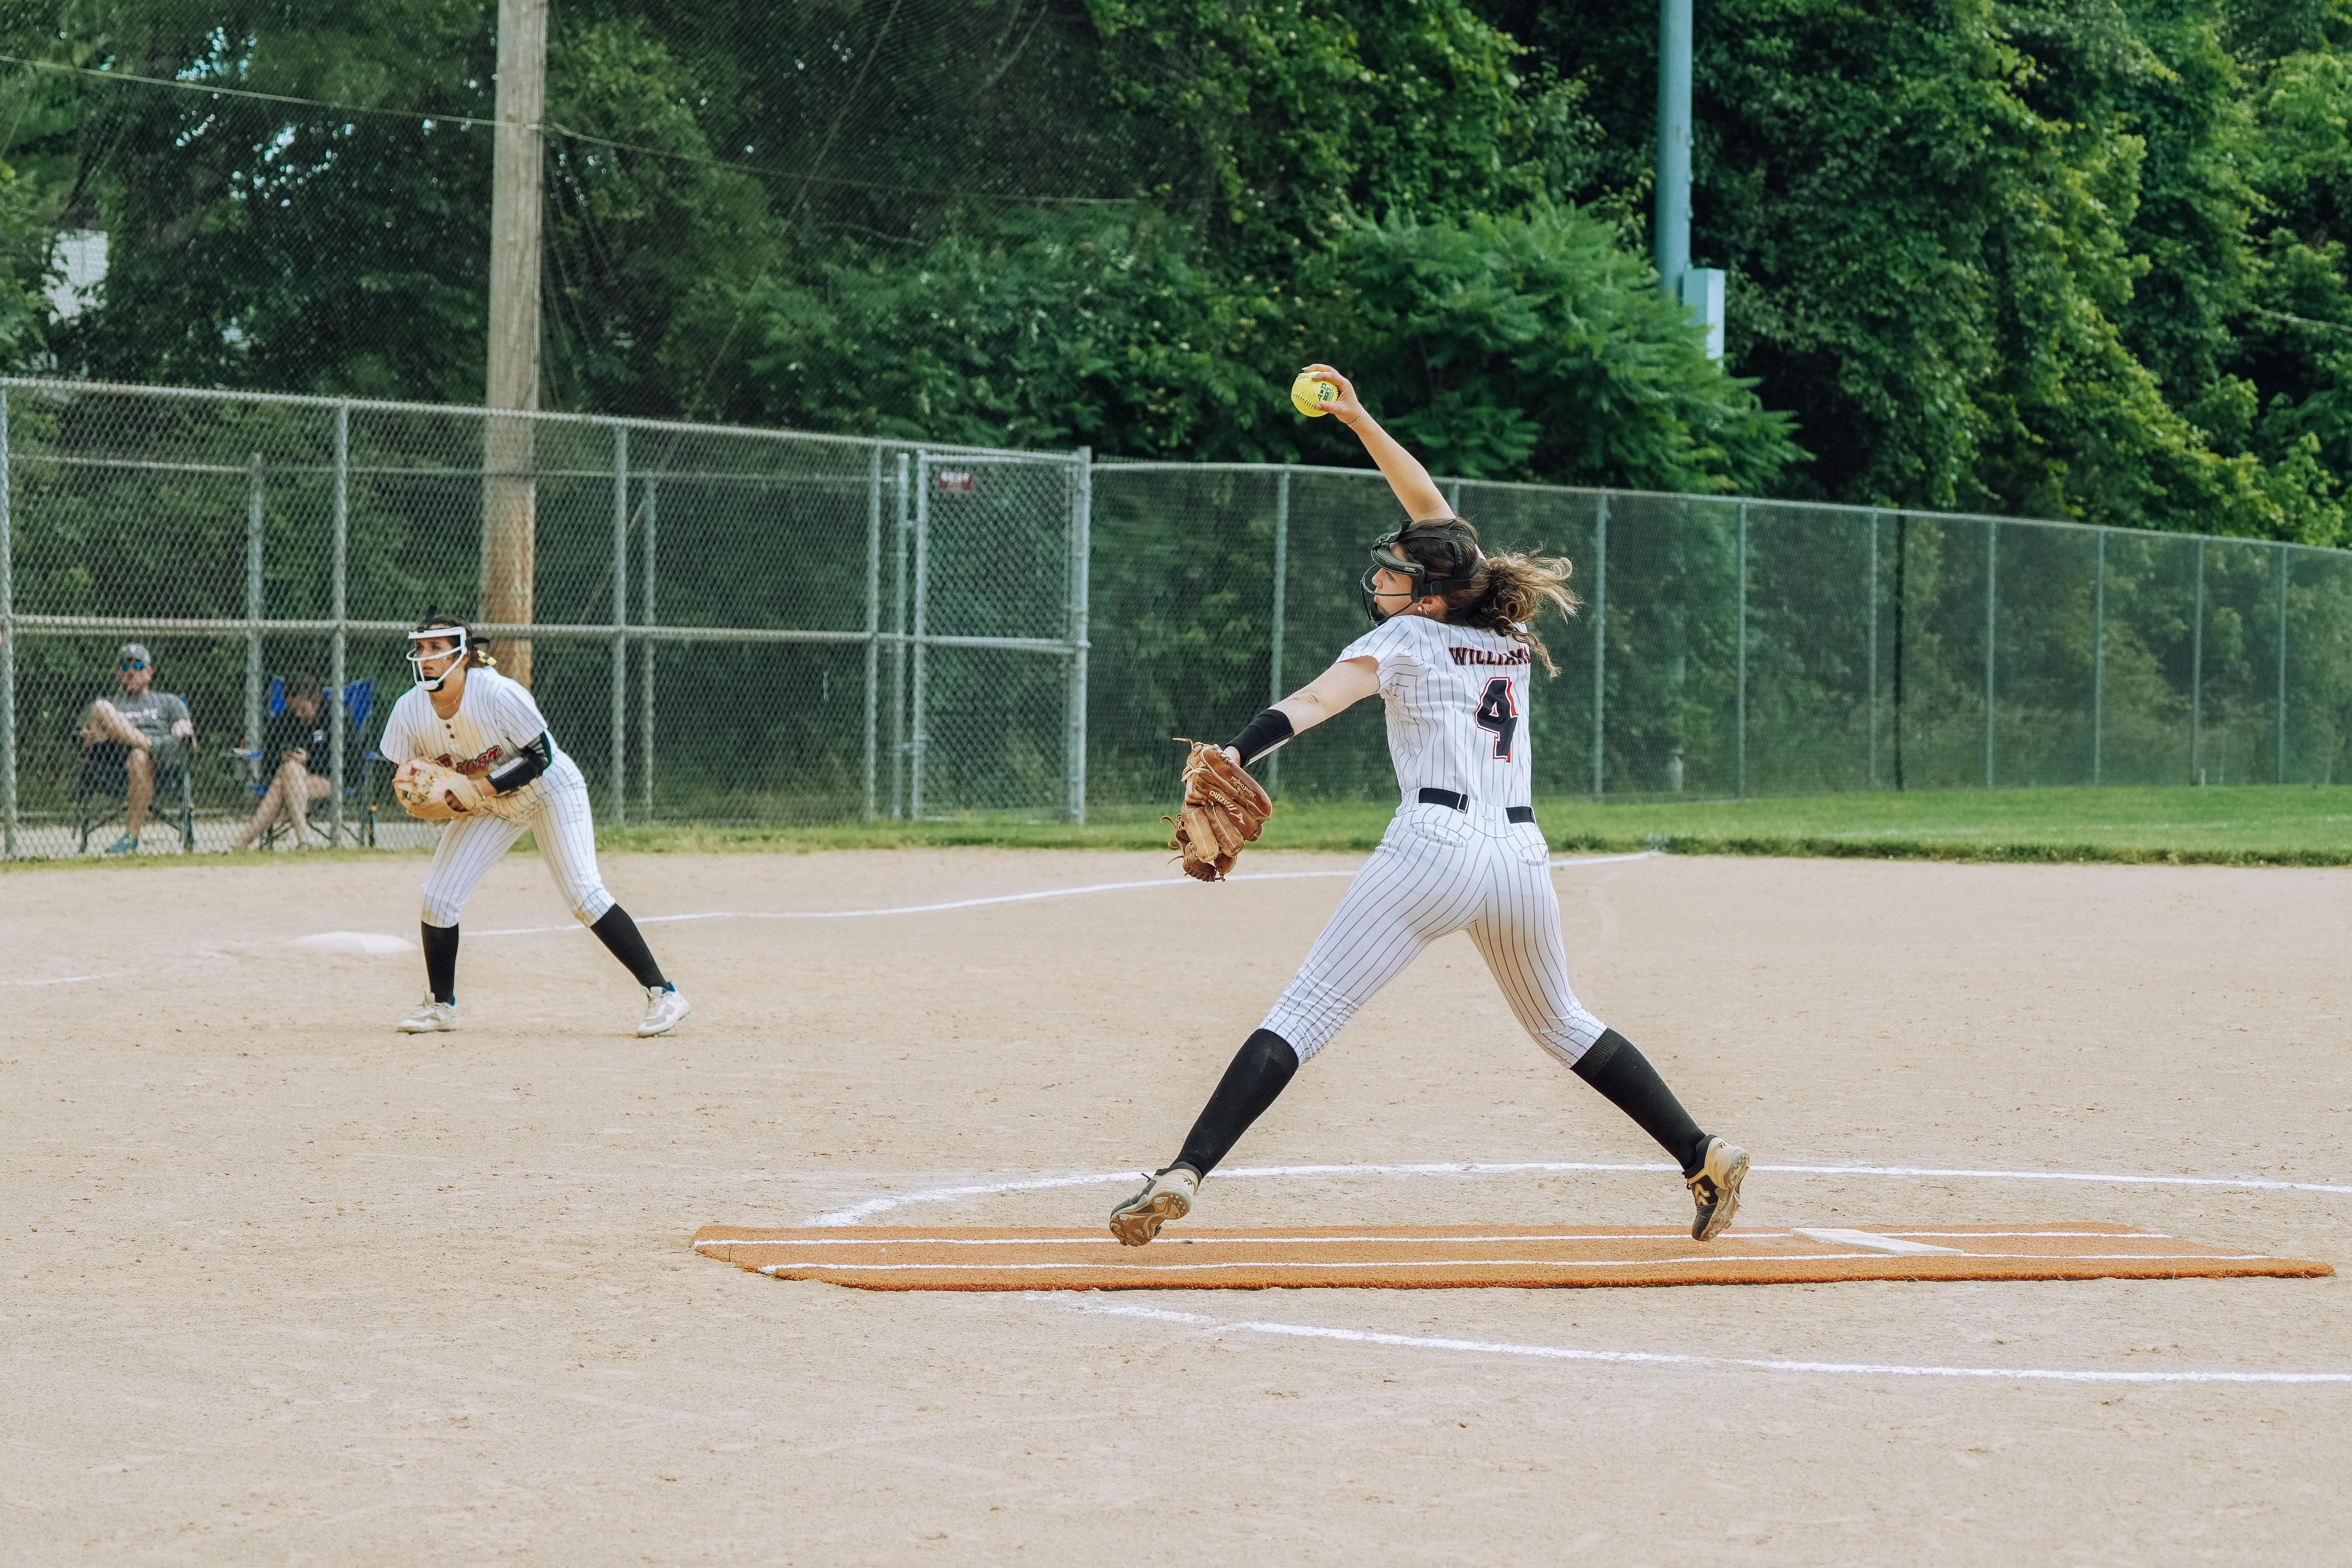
left=689, top=1222, right=2329, bottom=1292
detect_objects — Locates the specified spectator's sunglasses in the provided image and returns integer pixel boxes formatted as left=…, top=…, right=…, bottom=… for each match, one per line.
left=118, top=659, right=149, bottom=672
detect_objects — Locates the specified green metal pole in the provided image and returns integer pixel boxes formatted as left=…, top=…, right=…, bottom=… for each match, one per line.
left=1735, top=502, right=1747, bottom=798
left=2192, top=539, right=2205, bottom=784
left=2277, top=544, right=2290, bottom=784
left=1866, top=510, right=1878, bottom=791
left=1655, top=0, right=1692, bottom=295
left=1268, top=468, right=1290, bottom=799
left=2092, top=529, right=2105, bottom=786
left=1592, top=496, right=1608, bottom=799
left=609, top=424, right=627, bottom=827
left=0, top=388, right=13, bottom=860
left=330, top=403, right=348, bottom=847
left=1983, top=521, right=1997, bottom=789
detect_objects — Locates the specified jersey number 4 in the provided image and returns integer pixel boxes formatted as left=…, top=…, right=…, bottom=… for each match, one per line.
left=1473, top=677, right=1519, bottom=761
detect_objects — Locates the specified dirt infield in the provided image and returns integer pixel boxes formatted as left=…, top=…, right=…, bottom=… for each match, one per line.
left=691, top=1221, right=2332, bottom=1291
left=6, top=847, right=2351, bottom=1563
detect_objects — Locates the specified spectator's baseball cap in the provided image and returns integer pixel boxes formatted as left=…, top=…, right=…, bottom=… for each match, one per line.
left=117, top=642, right=152, bottom=668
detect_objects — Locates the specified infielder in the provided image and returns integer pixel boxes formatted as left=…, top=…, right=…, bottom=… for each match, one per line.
left=1113, top=365, right=1747, bottom=1245
left=381, top=617, right=691, bottom=1038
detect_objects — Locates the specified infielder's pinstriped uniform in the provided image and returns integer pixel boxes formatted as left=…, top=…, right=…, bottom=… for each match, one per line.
left=1260, top=612, right=1606, bottom=1065
left=378, top=668, right=614, bottom=929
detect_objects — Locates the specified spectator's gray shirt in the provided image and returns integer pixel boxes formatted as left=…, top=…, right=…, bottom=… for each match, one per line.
left=95, top=689, right=189, bottom=756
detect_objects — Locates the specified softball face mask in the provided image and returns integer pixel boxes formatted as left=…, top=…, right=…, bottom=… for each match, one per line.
left=407, top=627, right=468, bottom=692
left=1361, top=522, right=1481, bottom=623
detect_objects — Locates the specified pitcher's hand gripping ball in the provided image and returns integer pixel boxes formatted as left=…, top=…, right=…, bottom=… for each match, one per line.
left=1166, top=739, right=1273, bottom=882
left=393, top=758, right=487, bottom=820
left=1290, top=371, right=1339, bottom=417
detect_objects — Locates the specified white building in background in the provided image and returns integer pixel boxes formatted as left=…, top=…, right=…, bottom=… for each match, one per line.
left=47, top=230, right=107, bottom=319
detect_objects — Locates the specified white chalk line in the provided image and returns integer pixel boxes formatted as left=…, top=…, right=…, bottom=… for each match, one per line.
left=1057, top=1301, right=2352, bottom=1386
left=743, top=1251, right=2264, bottom=1276
left=0, top=970, right=122, bottom=988
left=463, top=852, right=1660, bottom=938
left=802, top=1159, right=2352, bottom=1226
left=693, top=1229, right=2162, bottom=1250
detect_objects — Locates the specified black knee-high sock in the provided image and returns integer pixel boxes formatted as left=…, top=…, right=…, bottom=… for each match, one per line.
left=1573, top=1028, right=1710, bottom=1176
left=421, top=922, right=459, bottom=1005
left=1173, top=1029, right=1300, bottom=1178
left=589, top=905, right=670, bottom=990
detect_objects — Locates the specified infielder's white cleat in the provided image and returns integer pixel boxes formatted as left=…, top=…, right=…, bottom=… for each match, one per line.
left=635, top=985, right=691, bottom=1037
left=1109, top=1165, right=1199, bottom=1247
left=1687, top=1136, right=1750, bottom=1241
left=395, top=998, right=459, bottom=1034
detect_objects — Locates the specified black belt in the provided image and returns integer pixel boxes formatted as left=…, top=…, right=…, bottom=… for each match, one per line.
left=1418, top=787, right=1535, bottom=824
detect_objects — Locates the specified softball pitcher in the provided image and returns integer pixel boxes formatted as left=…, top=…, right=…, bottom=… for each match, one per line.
left=380, top=616, right=691, bottom=1038
left=1111, top=366, right=1747, bottom=1245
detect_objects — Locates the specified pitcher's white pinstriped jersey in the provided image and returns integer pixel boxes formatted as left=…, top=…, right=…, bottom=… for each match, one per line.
left=380, top=667, right=573, bottom=825
left=1259, top=610, right=1606, bottom=1070
left=1338, top=613, right=1534, bottom=805
left=380, top=667, right=614, bottom=929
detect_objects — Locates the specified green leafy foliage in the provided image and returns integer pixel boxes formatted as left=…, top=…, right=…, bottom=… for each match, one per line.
left=12, top=0, right=2352, bottom=538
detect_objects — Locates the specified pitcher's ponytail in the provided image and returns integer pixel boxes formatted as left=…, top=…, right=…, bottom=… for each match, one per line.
left=1412, top=519, right=1580, bottom=675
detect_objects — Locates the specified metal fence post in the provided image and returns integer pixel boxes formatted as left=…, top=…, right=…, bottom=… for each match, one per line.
left=1865, top=510, right=1878, bottom=790
left=1591, top=495, right=1608, bottom=798
left=1066, top=449, right=1091, bottom=825
left=1268, top=468, right=1290, bottom=798
left=245, top=454, right=264, bottom=749
left=2191, top=537, right=2205, bottom=784
left=910, top=452, right=930, bottom=819
left=1735, top=501, right=1748, bottom=798
left=1983, top=520, right=1997, bottom=789
left=609, top=423, right=627, bottom=827
left=891, top=452, right=909, bottom=819
left=1893, top=513, right=1908, bottom=791
left=640, top=478, right=656, bottom=821
left=865, top=447, right=881, bottom=822
left=2277, top=544, right=2290, bottom=784
left=2092, top=528, right=2105, bottom=786
left=330, top=403, right=348, bottom=845
left=0, top=387, right=13, bottom=860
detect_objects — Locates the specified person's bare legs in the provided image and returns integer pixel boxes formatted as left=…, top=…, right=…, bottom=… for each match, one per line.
left=286, top=764, right=329, bottom=843
left=122, top=747, right=155, bottom=836
left=79, top=701, right=149, bottom=752
left=234, top=773, right=290, bottom=850
left=80, top=701, right=157, bottom=838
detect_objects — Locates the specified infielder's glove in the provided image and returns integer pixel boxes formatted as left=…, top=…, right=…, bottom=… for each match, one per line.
left=1166, top=738, right=1273, bottom=882
left=393, top=758, right=487, bottom=821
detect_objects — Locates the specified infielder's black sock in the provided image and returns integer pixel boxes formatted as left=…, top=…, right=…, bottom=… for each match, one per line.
left=1173, top=1029, right=1300, bottom=1178
left=1573, top=1028, right=1711, bottom=1176
left=421, top=921, right=459, bottom=1005
left=589, top=905, right=671, bottom=991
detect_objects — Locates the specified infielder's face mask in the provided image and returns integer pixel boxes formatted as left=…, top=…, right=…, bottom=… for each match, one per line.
left=408, top=628, right=467, bottom=691
left=1361, top=522, right=1481, bottom=623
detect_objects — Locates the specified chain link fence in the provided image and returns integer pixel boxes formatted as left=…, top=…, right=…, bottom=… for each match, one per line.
left=0, top=378, right=1086, bottom=857
left=7, top=378, right=2351, bottom=858
left=1086, top=465, right=2352, bottom=809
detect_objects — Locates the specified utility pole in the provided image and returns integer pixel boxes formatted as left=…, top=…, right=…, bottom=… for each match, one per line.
left=1656, top=0, right=1725, bottom=359
left=483, top=0, right=548, bottom=683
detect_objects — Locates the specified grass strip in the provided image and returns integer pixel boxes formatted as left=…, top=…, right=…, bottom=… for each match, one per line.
left=12, top=784, right=2352, bottom=870
left=594, top=784, right=2352, bottom=867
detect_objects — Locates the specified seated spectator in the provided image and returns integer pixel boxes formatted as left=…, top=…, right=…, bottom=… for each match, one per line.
left=77, top=642, right=196, bottom=856
left=232, top=673, right=335, bottom=851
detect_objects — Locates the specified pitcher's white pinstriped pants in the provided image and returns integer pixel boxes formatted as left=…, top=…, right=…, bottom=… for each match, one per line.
left=417, top=756, right=615, bottom=929
left=1260, top=801, right=1606, bottom=1066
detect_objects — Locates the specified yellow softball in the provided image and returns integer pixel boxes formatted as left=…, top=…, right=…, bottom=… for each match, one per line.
left=1290, top=372, right=1338, bottom=417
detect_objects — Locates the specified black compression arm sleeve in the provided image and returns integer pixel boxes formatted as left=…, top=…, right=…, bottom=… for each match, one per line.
left=1224, top=707, right=1295, bottom=767
left=487, top=732, right=553, bottom=793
